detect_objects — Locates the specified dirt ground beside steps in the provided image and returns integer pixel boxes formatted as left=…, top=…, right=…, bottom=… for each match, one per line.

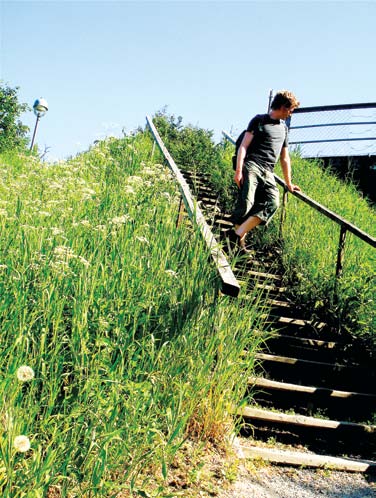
left=216, top=462, right=376, bottom=498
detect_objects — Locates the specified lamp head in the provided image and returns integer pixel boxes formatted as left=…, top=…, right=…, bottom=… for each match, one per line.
left=33, top=98, right=48, bottom=118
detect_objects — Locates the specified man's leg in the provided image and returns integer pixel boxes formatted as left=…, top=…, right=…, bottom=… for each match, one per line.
left=232, top=163, right=258, bottom=228
left=234, top=215, right=262, bottom=248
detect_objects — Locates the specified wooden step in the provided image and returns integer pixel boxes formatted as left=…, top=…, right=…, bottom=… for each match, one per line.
left=236, top=443, right=376, bottom=473
left=239, top=406, right=376, bottom=458
left=198, top=193, right=218, bottom=201
left=248, top=377, right=376, bottom=421
left=249, top=377, right=376, bottom=400
left=214, top=218, right=233, bottom=227
left=263, top=332, right=349, bottom=363
left=272, top=316, right=327, bottom=333
left=240, top=406, right=376, bottom=433
left=268, top=332, right=337, bottom=350
left=246, top=270, right=282, bottom=281
left=255, top=353, right=376, bottom=392
left=254, top=283, right=287, bottom=293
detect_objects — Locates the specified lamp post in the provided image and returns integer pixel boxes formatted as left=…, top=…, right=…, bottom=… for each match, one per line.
left=30, top=98, right=48, bottom=151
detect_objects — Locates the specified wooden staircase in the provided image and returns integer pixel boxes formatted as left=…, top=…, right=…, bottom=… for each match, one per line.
left=181, top=167, right=376, bottom=473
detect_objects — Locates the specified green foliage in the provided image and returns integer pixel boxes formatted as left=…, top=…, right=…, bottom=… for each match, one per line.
left=0, top=83, right=30, bottom=153
left=152, top=108, right=218, bottom=171
left=151, top=109, right=237, bottom=211
left=0, top=132, right=268, bottom=496
left=274, top=155, right=376, bottom=340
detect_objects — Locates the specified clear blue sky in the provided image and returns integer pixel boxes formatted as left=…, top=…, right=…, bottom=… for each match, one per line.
left=1, top=0, right=375, bottom=161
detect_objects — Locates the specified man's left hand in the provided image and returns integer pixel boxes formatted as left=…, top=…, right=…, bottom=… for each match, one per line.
left=287, top=183, right=301, bottom=193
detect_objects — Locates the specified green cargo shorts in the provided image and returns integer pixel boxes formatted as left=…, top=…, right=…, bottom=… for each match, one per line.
left=231, top=161, right=280, bottom=226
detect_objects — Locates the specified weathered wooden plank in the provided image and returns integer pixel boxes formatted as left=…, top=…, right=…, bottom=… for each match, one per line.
left=239, top=406, right=376, bottom=432
left=268, top=332, right=337, bottom=349
left=255, top=283, right=286, bottom=293
left=237, top=443, right=376, bottom=472
left=147, top=116, right=240, bottom=297
left=255, top=352, right=348, bottom=369
left=276, top=316, right=326, bottom=329
left=247, top=270, right=282, bottom=281
left=248, top=376, right=376, bottom=400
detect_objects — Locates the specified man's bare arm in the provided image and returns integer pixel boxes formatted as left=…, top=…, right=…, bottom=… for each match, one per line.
left=280, top=147, right=301, bottom=193
left=234, top=131, right=254, bottom=188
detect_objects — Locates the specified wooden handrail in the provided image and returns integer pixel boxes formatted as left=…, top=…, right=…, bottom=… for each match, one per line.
left=222, top=130, right=376, bottom=277
left=146, top=116, right=240, bottom=297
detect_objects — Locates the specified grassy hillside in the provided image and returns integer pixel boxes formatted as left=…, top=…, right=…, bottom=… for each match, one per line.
left=0, top=132, right=269, bottom=497
left=274, top=155, right=376, bottom=340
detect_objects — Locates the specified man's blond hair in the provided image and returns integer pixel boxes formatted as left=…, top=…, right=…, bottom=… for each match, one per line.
left=271, top=90, right=300, bottom=110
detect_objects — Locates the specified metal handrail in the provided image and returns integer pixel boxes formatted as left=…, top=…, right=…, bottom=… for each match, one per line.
left=293, top=102, right=376, bottom=113
left=287, top=102, right=376, bottom=153
left=222, top=130, right=376, bottom=278
left=146, top=116, right=240, bottom=297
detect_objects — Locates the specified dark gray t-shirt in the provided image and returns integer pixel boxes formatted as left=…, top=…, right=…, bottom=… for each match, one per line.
left=245, top=114, right=288, bottom=171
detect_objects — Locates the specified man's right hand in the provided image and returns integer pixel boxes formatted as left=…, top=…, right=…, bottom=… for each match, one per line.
left=234, top=169, right=243, bottom=188
left=235, top=131, right=253, bottom=188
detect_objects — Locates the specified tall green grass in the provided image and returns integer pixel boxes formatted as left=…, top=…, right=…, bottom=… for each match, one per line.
left=0, top=132, right=268, bottom=496
left=274, top=156, right=376, bottom=340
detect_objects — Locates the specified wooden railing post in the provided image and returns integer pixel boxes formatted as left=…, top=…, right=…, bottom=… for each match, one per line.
left=279, top=187, right=288, bottom=239
left=176, top=196, right=185, bottom=228
left=336, top=225, right=347, bottom=279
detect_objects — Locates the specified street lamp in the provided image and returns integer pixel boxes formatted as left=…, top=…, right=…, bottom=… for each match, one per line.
left=30, top=98, right=48, bottom=150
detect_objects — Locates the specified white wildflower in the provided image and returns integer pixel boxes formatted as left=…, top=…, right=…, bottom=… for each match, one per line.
left=14, top=435, right=31, bottom=452
left=77, top=256, right=90, bottom=268
left=46, top=200, right=63, bottom=206
left=51, top=227, right=64, bottom=236
left=124, top=185, right=136, bottom=195
left=50, top=260, right=69, bottom=271
left=49, top=181, right=63, bottom=190
left=0, top=209, right=7, bottom=217
left=53, top=246, right=75, bottom=259
left=165, top=269, right=178, bottom=278
left=110, top=215, right=130, bottom=225
left=136, top=236, right=149, bottom=245
left=142, top=167, right=156, bottom=175
left=72, top=219, right=91, bottom=228
left=38, top=211, right=51, bottom=217
left=127, top=175, right=142, bottom=184
left=81, top=187, right=96, bottom=198
left=16, top=365, right=35, bottom=382
left=98, top=317, right=110, bottom=330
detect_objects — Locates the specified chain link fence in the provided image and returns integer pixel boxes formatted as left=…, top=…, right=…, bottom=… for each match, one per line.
left=288, top=103, right=376, bottom=158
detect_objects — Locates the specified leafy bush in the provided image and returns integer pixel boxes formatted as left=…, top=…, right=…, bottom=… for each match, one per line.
left=151, top=109, right=237, bottom=211
left=0, top=83, right=30, bottom=153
